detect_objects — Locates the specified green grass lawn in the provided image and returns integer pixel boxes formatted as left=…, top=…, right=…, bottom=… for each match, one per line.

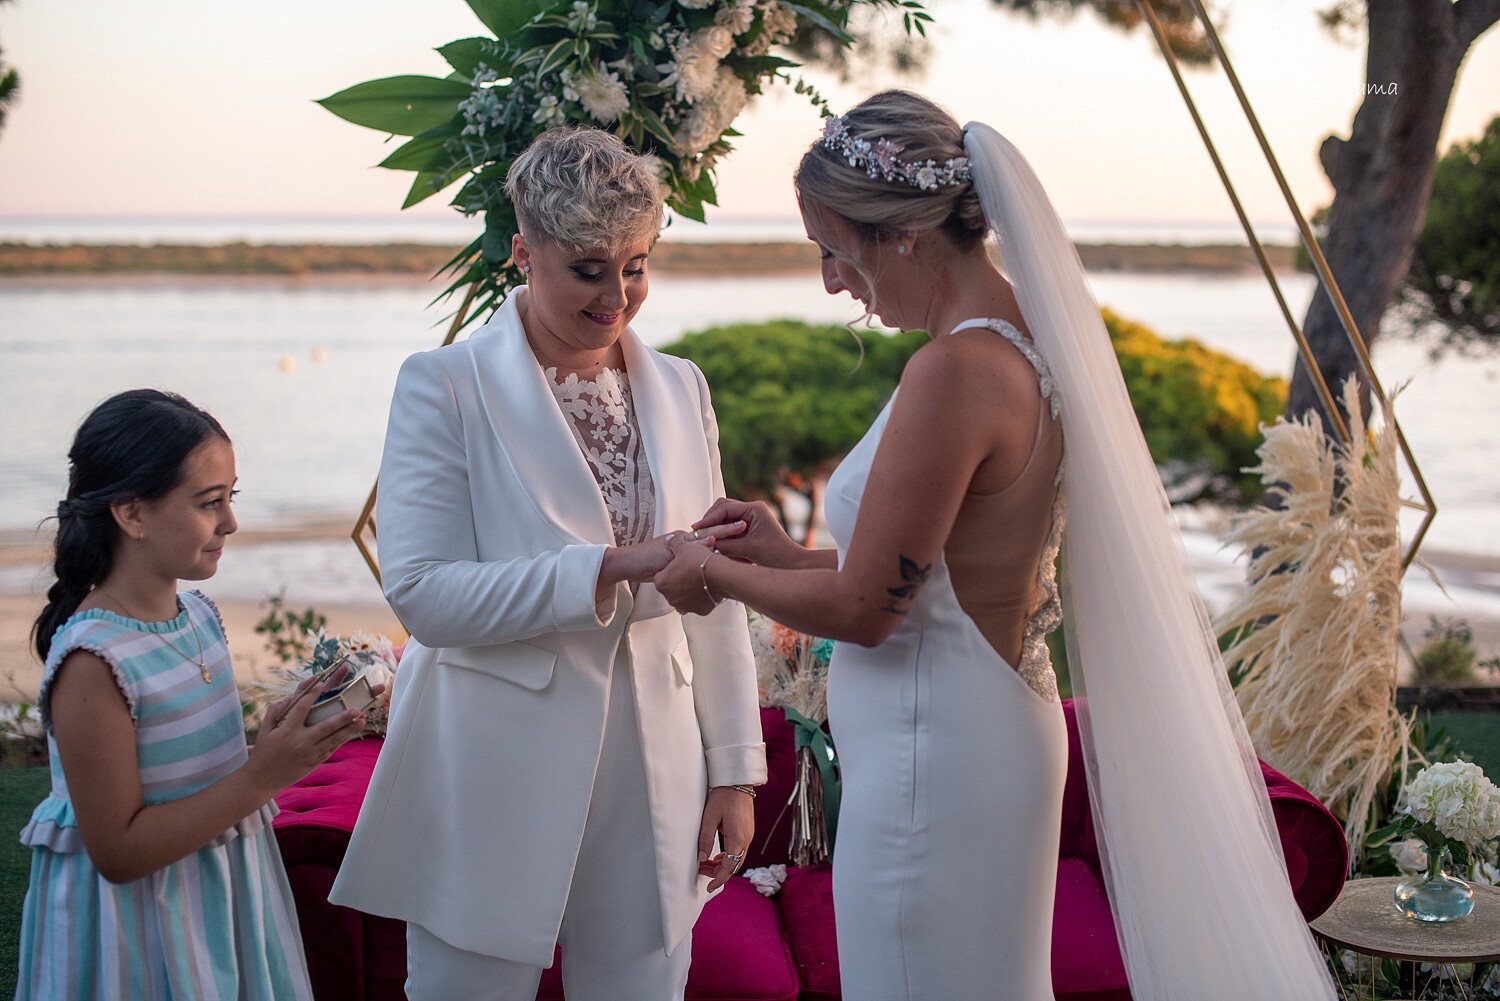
left=1432, top=711, right=1500, bottom=777
left=0, top=766, right=50, bottom=998
left=0, top=714, right=1492, bottom=997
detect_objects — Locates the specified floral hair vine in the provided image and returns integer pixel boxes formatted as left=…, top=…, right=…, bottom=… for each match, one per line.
left=820, top=115, right=972, bottom=192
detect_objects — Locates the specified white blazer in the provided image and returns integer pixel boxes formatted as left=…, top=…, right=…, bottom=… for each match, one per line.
left=329, top=289, right=767, bottom=964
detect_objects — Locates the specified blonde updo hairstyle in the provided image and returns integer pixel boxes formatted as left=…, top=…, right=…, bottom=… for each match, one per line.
left=794, top=90, right=988, bottom=252
left=504, top=126, right=665, bottom=256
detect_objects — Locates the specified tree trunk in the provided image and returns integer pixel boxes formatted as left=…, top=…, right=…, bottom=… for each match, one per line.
left=1287, top=0, right=1497, bottom=428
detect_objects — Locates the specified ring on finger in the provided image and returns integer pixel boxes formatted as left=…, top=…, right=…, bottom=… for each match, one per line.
left=665, top=533, right=677, bottom=542
left=687, top=529, right=700, bottom=541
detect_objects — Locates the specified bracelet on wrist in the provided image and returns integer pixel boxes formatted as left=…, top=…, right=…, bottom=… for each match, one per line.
left=699, top=550, right=723, bottom=607
left=724, top=783, right=757, bottom=798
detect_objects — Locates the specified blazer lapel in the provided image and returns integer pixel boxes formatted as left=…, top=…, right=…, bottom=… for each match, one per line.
left=620, top=327, right=705, bottom=539
left=466, top=289, right=614, bottom=546
left=620, top=328, right=713, bottom=621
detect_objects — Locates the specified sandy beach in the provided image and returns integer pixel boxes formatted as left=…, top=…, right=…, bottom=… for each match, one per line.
left=0, top=525, right=403, bottom=703
left=1, top=519, right=1496, bottom=702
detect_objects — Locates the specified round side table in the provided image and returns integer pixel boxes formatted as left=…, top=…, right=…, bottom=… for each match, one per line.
left=1310, top=877, right=1500, bottom=1000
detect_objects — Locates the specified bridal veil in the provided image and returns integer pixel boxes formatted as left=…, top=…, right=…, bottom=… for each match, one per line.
left=962, top=121, right=1337, bottom=1000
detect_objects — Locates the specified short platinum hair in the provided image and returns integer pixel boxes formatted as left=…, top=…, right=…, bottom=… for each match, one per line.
left=504, top=127, right=665, bottom=255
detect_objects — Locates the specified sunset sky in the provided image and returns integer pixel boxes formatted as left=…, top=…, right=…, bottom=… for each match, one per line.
left=2, top=0, right=1498, bottom=232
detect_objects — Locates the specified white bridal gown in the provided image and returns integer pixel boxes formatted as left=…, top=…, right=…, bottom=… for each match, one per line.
left=824, top=318, right=1069, bottom=1001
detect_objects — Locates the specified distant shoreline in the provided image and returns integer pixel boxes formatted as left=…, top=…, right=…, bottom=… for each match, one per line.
left=0, top=240, right=1300, bottom=279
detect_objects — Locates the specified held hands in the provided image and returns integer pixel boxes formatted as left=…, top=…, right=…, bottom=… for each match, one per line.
left=654, top=536, right=723, bottom=616
left=595, top=521, right=746, bottom=603
left=693, top=498, right=802, bottom=569
left=249, top=667, right=386, bottom=793
left=698, top=785, right=755, bottom=892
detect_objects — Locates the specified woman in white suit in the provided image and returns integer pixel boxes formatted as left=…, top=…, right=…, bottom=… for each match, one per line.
left=329, top=127, right=767, bottom=1001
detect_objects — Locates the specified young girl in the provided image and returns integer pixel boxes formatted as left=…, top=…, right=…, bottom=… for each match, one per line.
left=18, top=389, right=379, bottom=1000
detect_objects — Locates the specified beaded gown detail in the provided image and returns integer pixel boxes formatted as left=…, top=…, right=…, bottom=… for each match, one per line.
left=823, top=318, right=1069, bottom=1000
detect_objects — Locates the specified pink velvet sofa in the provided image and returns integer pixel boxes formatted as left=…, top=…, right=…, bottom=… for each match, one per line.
left=273, top=702, right=1347, bottom=1000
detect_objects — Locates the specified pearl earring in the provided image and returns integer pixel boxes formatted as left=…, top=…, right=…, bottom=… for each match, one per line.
left=897, top=243, right=908, bottom=256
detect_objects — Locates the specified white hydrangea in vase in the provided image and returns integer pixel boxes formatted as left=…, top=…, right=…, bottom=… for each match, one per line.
left=1379, top=761, right=1500, bottom=921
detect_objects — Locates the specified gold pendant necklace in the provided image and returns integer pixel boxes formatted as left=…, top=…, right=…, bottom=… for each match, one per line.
left=99, top=591, right=212, bottom=683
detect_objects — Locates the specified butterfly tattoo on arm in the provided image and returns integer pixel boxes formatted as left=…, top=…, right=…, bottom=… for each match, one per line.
left=881, top=555, right=932, bottom=616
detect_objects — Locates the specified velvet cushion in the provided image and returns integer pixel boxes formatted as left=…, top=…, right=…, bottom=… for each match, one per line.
left=536, top=881, right=798, bottom=1001
left=274, top=704, right=1347, bottom=1001
left=1058, top=700, right=1347, bottom=921
left=273, top=737, right=381, bottom=845
left=686, top=878, right=801, bottom=1000
left=273, top=738, right=405, bottom=1001
left=1051, top=858, right=1132, bottom=1000
left=1058, top=701, right=1095, bottom=868
left=772, top=861, right=1136, bottom=1001
left=1260, top=761, right=1348, bottom=920
left=774, top=865, right=839, bottom=1001
left=537, top=947, right=564, bottom=999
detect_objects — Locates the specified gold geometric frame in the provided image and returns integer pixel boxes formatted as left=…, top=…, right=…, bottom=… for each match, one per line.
left=351, top=282, right=480, bottom=586
left=1136, top=0, right=1437, bottom=571
left=353, top=3, right=1439, bottom=580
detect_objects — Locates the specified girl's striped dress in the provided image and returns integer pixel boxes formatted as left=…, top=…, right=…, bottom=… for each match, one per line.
left=15, top=590, right=313, bottom=1000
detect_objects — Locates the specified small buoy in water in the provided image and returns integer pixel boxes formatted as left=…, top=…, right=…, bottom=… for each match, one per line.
left=280, top=356, right=296, bottom=374
left=312, top=347, right=328, bottom=363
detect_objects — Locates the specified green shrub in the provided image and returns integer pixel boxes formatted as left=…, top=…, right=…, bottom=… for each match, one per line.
left=660, top=321, right=927, bottom=499
left=663, top=311, right=1286, bottom=503
left=1103, top=309, right=1286, bottom=501
left=1412, top=617, right=1482, bottom=687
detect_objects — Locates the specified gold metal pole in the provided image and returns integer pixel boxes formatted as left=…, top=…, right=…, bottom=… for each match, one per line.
left=1136, top=0, right=1437, bottom=570
left=1133, top=0, right=1350, bottom=444
left=1177, top=0, right=1438, bottom=567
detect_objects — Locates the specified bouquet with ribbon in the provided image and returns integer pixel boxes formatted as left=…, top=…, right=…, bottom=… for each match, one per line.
left=750, top=611, right=838, bottom=865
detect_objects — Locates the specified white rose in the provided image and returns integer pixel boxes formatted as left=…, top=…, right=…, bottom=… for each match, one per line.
left=715, top=0, right=756, bottom=34
left=672, top=67, right=748, bottom=156
left=532, top=94, right=566, bottom=127
left=758, top=0, right=798, bottom=45
left=662, top=29, right=732, bottom=106
left=1389, top=837, right=1429, bottom=874
left=743, top=864, right=788, bottom=897
left=572, top=66, right=630, bottom=124
left=696, top=25, right=735, bottom=59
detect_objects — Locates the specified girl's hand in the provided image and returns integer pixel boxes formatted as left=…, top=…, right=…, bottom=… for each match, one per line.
left=698, top=785, right=755, bottom=892
left=655, top=536, right=721, bottom=616
left=694, top=498, right=803, bottom=569
left=249, top=670, right=385, bottom=792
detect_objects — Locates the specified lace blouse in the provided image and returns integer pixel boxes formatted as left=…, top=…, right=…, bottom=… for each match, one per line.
left=546, top=366, right=657, bottom=546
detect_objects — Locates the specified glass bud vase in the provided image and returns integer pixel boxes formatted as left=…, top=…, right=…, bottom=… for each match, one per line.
left=1393, top=845, right=1476, bottom=922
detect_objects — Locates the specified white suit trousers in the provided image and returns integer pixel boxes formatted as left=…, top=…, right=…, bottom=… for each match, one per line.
left=405, top=645, right=694, bottom=1001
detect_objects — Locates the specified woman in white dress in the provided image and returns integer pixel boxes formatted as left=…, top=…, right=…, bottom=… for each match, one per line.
left=655, top=91, right=1337, bottom=1000
left=330, top=127, right=766, bottom=1001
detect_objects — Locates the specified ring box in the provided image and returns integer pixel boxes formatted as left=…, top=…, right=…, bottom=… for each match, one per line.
left=305, top=675, right=377, bottom=727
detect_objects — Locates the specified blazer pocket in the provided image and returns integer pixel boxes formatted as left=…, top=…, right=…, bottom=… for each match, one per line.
left=436, top=640, right=557, bottom=691
left=670, top=637, right=693, bottom=687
